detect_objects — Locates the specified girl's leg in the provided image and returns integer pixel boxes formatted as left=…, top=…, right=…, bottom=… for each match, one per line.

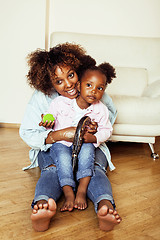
left=50, top=143, right=75, bottom=211
left=31, top=150, right=62, bottom=232
left=87, top=148, right=122, bottom=231
left=75, top=143, right=95, bottom=210
left=50, top=143, right=75, bottom=188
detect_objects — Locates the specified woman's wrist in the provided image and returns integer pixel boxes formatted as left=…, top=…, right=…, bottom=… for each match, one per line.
left=45, top=131, right=54, bottom=144
left=48, top=131, right=55, bottom=143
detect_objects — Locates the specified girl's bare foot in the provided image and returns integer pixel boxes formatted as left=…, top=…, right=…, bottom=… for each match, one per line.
left=31, top=198, right=57, bottom=232
left=74, top=176, right=90, bottom=210
left=97, top=205, right=122, bottom=231
left=61, top=186, right=75, bottom=212
left=74, top=191, right=87, bottom=210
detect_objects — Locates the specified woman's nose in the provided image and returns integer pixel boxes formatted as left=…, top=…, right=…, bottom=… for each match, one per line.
left=65, top=79, right=72, bottom=88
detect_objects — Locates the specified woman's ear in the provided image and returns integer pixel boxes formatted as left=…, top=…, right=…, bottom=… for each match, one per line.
left=76, top=81, right=81, bottom=92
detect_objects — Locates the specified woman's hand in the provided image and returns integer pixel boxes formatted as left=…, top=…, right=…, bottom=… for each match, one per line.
left=39, top=114, right=55, bottom=129
left=86, top=120, right=98, bottom=134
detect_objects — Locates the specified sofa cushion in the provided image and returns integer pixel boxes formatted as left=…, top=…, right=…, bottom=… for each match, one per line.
left=111, top=95, right=160, bottom=125
left=107, top=67, right=148, bottom=97
left=142, top=79, right=160, bottom=98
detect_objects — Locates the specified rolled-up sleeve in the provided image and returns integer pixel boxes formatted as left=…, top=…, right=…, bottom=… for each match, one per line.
left=101, top=92, right=117, bottom=125
left=19, top=91, right=58, bottom=152
left=19, top=104, right=52, bottom=151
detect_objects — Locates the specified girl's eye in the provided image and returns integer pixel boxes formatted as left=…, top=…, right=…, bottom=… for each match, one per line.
left=98, top=87, right=103, bottom=91
left=86, top=83, right=91, bottom=87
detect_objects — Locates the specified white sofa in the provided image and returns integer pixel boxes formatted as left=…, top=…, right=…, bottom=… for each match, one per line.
left=50, top=32, right=160, bottom=158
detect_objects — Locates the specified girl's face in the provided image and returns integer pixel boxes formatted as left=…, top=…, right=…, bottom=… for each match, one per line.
left=52, top=65, right=79, bottom=99
left=77, top=70, right=106, bottom=108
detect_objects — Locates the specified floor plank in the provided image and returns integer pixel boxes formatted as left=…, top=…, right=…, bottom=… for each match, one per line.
left=0, top=128, right=160, bottom=240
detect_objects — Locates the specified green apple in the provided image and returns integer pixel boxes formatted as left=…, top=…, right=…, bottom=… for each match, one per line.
left=43, top=114, right=55, bottom=123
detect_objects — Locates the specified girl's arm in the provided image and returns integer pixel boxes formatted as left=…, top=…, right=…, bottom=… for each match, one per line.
left=83, top=103, right=112, bottom=146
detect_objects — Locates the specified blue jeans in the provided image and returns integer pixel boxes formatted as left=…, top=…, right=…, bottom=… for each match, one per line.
left=32, top=146, right=115, bottom=212
left=50, top=143, right=95, bottom=188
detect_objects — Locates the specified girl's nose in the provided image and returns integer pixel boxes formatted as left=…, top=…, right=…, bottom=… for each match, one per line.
left=91, top=88, right=96, bottom=94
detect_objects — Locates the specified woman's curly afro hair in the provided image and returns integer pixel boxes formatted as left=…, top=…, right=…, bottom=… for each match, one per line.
left=26, top=43, right=96, bottom=95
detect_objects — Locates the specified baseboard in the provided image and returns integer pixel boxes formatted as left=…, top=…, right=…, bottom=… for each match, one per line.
left=0, top=122, right=20, bottom=128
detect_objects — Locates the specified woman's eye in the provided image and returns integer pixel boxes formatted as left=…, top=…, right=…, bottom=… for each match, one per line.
left=86, top=83, right=91, bottom=87
left=56, top=80, right=62, bottom=85
left=68, top=72, right=74, bottom=78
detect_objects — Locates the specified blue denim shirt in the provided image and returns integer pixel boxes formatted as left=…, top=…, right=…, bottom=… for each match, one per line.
left=19, top=90, right=117, bottom=171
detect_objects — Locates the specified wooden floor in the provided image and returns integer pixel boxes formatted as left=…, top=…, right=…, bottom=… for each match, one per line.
left=0, top=128, right=160, bottom=240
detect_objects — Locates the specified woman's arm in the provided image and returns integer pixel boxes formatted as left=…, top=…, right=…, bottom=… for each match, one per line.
left=101, top=92, right=117, bottom=125
left=20, top=91, right=98, bottom=149
left=45, top=127, right=76, bottom=144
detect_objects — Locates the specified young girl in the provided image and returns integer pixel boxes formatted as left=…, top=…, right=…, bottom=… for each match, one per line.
left=43, top=63, right=114, bottom=211
left=20, top=43, right=121, bottom=232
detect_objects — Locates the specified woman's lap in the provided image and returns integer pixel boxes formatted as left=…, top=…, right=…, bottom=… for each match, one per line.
left=33, top=146, right=115, bottom=211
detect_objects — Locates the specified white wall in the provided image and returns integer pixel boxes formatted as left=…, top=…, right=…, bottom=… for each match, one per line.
left=1, top=0, right=160, bottom=124
left=49, top=0, right=160, bottom=39
left=0, top=0, right=46, bottom=124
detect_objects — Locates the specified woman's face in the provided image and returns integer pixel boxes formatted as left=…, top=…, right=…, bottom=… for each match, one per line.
left=52, top=65, right=79, bottom=99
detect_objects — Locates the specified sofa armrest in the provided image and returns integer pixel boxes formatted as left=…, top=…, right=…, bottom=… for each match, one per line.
left=142, top=79, right=160, bottom=98
left=111, top=95, right=160, bottom=125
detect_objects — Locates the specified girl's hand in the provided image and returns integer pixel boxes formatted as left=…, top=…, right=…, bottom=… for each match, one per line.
left=83, top=132, right=97, bottom=143
left=86, top=120, right=98, bottom=134
left=39, top=114, right=55, bottom=129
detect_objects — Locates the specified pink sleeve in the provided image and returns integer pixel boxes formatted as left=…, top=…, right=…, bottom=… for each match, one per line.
left=94, top=104, right=113, bottom=147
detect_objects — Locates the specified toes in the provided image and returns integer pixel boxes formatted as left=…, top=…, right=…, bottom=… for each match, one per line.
left=32, top=209, right=38, bottom=214
left=77, top=202, right=87, bottom=210
left=48, top=199, right=57, bottom=211
left=115, top=214, right=120, bottom=219
left=74, top=203, right=78, bottom=209
left=112, top=210, right=118, bottom=215
left=98, top=205, right=109, bottom=216
left=61, top=202, right=74, bottom=212
left=38, top=203, right=43, bottom=209
left=108, top=208, right=114, bottom=214
left=43, top=203, right=48, bottom=209
left=33, top=205, right=38, bottom=210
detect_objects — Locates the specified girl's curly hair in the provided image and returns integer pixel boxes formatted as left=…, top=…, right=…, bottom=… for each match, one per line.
left=27, top=43, right=95, bottom=95
left=79, top=62, right=116, bottom=85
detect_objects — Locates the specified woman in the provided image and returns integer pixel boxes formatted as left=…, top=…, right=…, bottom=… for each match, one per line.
left=19, top=43, right=121, bottom=232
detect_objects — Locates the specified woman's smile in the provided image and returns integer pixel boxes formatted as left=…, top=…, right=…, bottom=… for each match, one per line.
left=66, top=88, right=77, bottom=96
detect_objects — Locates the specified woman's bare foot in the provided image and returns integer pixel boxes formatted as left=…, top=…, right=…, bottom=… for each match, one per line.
left=31, top=198, right=57, bottom=232
left=61, top=186, right=75, bottom=212
left=74, top=191, right=87, bottom=210
left=97, top=205, right=122, bottom=231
